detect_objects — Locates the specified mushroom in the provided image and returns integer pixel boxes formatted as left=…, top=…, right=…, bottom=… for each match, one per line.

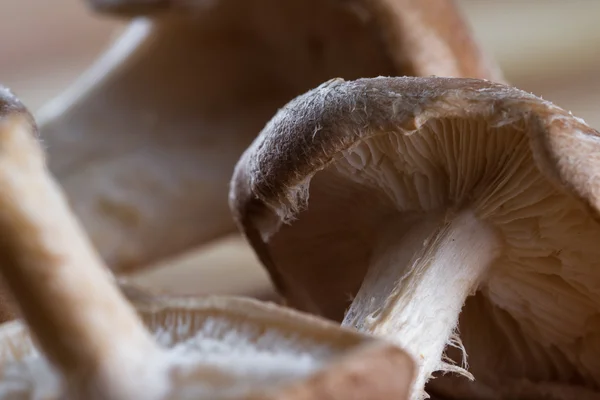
left=0, top=299, right=417, bottom=400
left=38, top=0, right=502, bottom=276
left=0, top=86, right=415, bottom=399
left=229, top=76, right=600, bottom=399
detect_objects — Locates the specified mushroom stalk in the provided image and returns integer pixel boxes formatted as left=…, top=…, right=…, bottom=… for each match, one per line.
left=0, top=116, right=166, bottom=399
left=342, top=210, right=501, bottom=399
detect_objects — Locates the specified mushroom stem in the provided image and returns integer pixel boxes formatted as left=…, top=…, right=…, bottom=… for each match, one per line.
left=342, top=209, right=501, bottom=399
left=0, top=116, right=166, bottom=399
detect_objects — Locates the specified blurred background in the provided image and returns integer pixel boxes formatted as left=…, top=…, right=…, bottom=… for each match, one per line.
left=1, top=0, right=599, bottom=296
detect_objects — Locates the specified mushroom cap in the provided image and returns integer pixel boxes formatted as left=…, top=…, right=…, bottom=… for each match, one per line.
left=230, top=77, right=600, bottom=393
left=0, top=294, right=415, bottom=400
left=86, top=0, right=502, bottom=82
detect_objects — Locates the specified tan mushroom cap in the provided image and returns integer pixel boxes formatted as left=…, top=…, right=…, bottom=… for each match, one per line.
left=0, top=85, right=414, bottom=400
left=230, top=76, right=600, bottom=397
left=39, top=0, right=502, bottom=275
left=0, top=295, right=416, bottom=400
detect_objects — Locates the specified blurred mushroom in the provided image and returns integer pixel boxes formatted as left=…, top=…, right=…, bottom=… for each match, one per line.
left=0, top=85, right=415, bottom=399
left=0, top=299, right=416, bottom=400
left=38, top=0, right=502, bottom=274
left=230, top=76, right=600, bottom=398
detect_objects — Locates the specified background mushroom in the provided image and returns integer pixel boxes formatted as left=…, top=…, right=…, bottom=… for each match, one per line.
left=38, top=0, right=502, bottom=276
left=230, top=76, right=600, bottom=399
left=0, top=85, right=415, bottom=400
left=0, top=298, right=417, bottom=400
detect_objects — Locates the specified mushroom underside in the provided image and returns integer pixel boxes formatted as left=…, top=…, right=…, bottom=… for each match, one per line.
left=41, top=0, right=398, bottom=273
left=263, top=117, right=600, bottom=391
left=0, top=301, right=370, bottom=399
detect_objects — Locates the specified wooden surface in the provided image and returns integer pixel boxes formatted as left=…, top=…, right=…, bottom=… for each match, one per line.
left=1, top=0, right=599, bottom=296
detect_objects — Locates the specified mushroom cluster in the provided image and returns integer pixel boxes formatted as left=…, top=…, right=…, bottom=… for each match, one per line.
left=2, top=0, right=600, bottom=399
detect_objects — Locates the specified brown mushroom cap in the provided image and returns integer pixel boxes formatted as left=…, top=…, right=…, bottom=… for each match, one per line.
left=230, top=76, right=600, bottom=396
left=38, top=0, right=502, bottom=276
left=86, top=0, right=503, bottom=81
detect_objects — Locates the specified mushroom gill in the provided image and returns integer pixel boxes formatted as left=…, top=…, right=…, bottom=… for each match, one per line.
left=266, top=117, right=600, bottom=387
left=333, top=118, right=600, bottom=376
